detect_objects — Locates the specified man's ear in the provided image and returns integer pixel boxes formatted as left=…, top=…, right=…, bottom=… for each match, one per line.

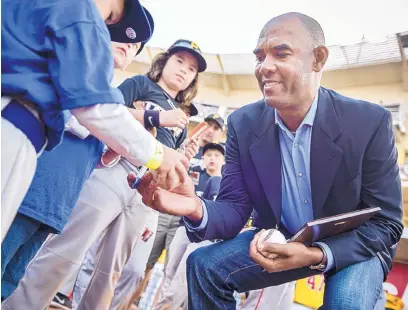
left=313, top=45, right=329, bottom=73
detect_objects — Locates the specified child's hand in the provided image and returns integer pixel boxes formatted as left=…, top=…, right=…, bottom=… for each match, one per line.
left=183, top=138, right=200, bottom=160
left=160, top=108, right=189, bottom=129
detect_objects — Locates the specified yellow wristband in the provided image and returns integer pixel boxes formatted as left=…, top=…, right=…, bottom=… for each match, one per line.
left=145, top=142, right=164, bottom=170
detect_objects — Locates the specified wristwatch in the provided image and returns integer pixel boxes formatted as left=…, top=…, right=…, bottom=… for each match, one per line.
left=309, top=244, right=327, bottom=271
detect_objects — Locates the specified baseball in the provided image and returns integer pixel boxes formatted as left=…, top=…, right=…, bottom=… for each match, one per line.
left=257, top=229, right=287, bottom=259
left=259, top=229, right=287, bottom=245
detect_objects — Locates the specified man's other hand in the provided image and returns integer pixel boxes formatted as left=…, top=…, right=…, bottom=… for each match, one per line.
left=249, top=230, right=324, bottom=273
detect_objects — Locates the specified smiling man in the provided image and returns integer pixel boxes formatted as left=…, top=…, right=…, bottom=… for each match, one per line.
left=133, top=12, right=403, bottom=309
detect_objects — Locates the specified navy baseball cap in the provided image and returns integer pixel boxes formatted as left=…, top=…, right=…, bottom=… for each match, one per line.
left=135, top=10, right=154, bottom=55
left=203, top=143, right=225, bottom=156
left=180, top=103, right=198, bottom=117
left=168, top=39, right=207, bottom=72
left=205, top=113, right=225, bottom=130
left=189, top=103, right=199, bottom=117
left=108, top=0, right=153, bottom=46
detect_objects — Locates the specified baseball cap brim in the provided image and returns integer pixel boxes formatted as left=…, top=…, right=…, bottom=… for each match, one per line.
left=204, top=115, right=224, bottom=130
left=189, top=104, right=199, bottom=117
left=203, top=143, right=225, bottom=156
left=168, top=46, right=207, bottom=73
left=135, top=10, right=154, bottom=55
left=108, top=0, right=153, bottom=44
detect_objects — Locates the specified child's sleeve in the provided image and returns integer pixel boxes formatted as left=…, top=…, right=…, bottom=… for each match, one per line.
left=118, top=76, right=147, bottom=108
left=48, top=22, right=124, bottom=110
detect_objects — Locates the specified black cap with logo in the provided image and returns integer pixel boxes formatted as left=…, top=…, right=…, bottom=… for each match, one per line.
left=168, top=39, right=207, bottom=72
left=205, top=113, right=225, bottom=130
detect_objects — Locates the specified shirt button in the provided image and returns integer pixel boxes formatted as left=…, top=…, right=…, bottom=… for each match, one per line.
left=304, top=199, right=308, bottom=204
left=294, top=143, right=298, bottom=148
left=298, top=172, right=303, bottom=177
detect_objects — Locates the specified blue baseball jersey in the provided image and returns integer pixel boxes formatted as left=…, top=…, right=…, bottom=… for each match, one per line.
left=2, top=0, right=124, bottom=149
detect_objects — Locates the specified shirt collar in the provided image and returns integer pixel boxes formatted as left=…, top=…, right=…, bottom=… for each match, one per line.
left=275, top=91, right=319, bottom=130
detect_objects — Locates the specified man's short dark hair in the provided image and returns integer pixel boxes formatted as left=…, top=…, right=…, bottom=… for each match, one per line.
left=260, top=12, right=325, bottom=46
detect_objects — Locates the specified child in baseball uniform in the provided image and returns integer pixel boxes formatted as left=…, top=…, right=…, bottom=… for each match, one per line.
left=1, top=8, right=155, bottom=309
left=1, top=0, right=186, bottom=241
left=4, top=39, right=206, bottom=310
left=189, top=114, right=225, bottom=169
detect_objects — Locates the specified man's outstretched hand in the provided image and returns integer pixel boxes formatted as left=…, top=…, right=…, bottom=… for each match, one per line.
left=154, top=146, right=189, bottom=190
left=127, top=172, right=204, bottom=221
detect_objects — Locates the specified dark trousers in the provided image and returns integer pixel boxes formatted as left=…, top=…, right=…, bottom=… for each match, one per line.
left=187, top=230, right=384, bottom=310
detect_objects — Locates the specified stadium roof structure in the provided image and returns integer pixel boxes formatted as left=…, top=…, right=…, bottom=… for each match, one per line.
left=134, top=32, right=408, bottom=75
left=121, top=32, right=408, bottom=122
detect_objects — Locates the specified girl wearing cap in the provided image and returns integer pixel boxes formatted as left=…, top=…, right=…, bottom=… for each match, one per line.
left=1, top=36, right=150, bottom=308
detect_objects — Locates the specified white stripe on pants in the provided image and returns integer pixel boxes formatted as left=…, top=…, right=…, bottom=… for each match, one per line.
left=73, top=207, right=158, bottom=310
left=2, top=163, right=153, bottom=310
left=1, top=116, right=37, bottom=241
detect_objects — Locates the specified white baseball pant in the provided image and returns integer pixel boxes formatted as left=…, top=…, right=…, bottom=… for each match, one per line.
left=1, top=97, right=37, bottom=241
left=154, top=239, right=214, bottom=310
left=2, top=162, right=154, bottom=310
left=73, top=207, right=158, bottom=309
left=153, top=226, right=190, bottom=310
